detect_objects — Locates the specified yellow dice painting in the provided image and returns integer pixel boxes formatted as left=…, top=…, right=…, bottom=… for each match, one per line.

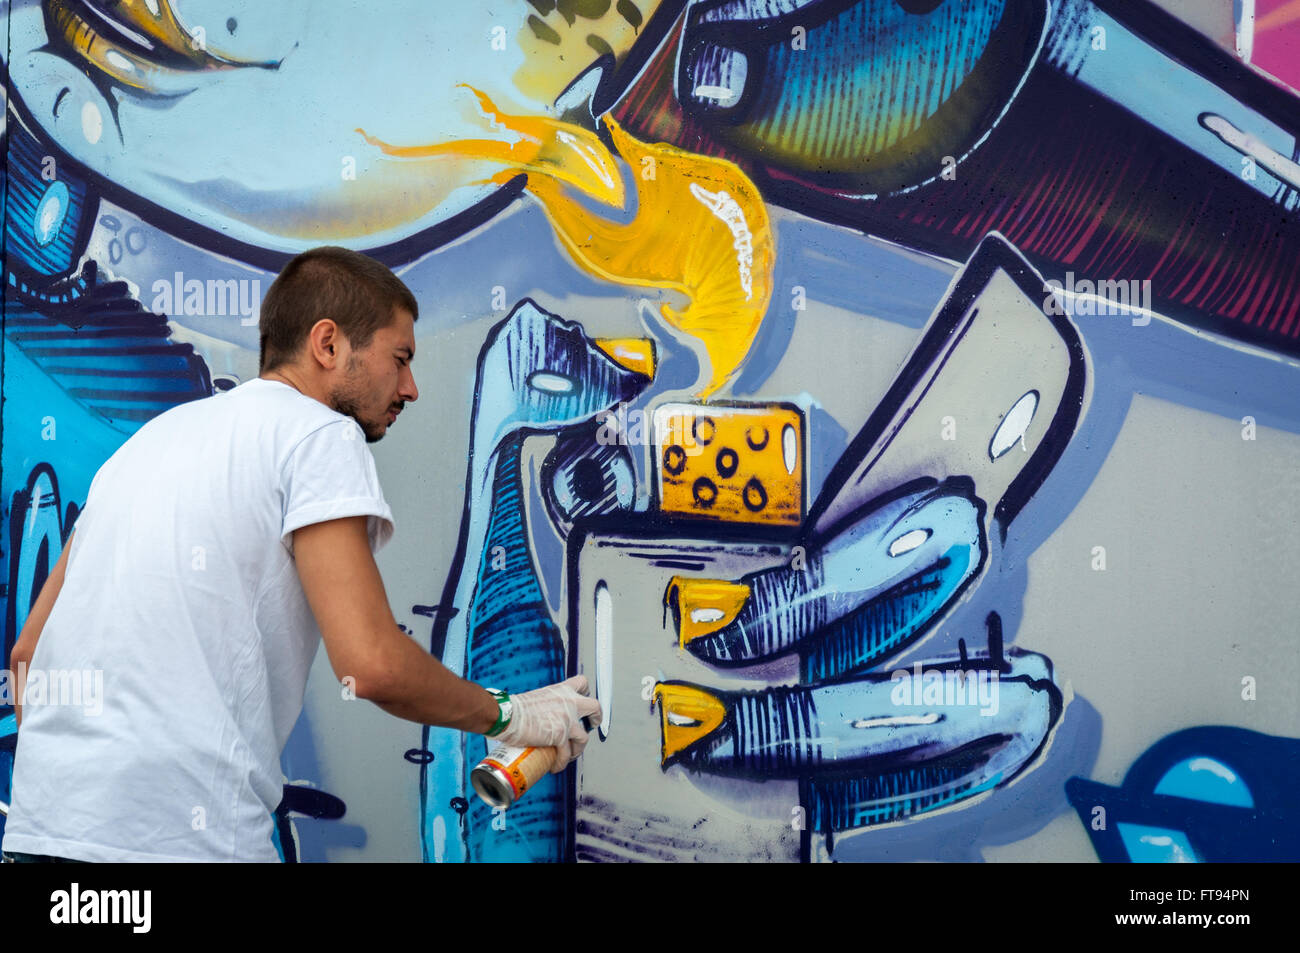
left=652, top=402, right=804, bottom=527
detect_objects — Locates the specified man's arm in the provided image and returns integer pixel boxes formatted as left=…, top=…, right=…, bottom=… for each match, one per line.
left=11, top=530, right=76, bottom=728
left=291, top=517, right=500, bottom=732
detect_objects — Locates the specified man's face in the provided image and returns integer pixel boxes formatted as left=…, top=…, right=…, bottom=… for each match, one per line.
left=328, top=307, right=419, bottom=443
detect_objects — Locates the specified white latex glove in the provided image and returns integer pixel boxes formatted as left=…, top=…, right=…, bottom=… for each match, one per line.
left=493, top=675, right=603, bottom=773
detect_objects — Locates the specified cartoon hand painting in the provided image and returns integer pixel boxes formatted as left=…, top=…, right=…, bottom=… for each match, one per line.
left=568, top=234, right=1087, bottom=861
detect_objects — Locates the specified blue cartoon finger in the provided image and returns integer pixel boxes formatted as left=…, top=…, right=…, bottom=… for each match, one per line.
left=654, top=637, right=1061, bottom=829
left=667, top=477, right=986, bottom=680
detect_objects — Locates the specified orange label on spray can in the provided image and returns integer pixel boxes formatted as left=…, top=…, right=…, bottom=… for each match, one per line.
left=476, top=744, right=557, bottom=804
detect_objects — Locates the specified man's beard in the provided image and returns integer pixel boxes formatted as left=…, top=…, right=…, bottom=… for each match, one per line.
left=329, top=363, right=382, bottom=443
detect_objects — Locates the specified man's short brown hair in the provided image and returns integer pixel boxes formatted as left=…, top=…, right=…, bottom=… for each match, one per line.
left=259, top=246, right=419, bottom=373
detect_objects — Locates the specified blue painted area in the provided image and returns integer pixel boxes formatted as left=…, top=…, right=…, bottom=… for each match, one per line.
left=0, top=715, right=16, bottom=838
left=1117, top=823, right=1200, bottom=863
left=464, top=435, right=566, bottom=861
left=1067, top=726, right=1300, bottom=862
left=4, top=122, right=92, bottom=277
left=1154, top=757, right=1255, bottom=808
left=270, top=813, right=286, bottom=863
left=2, top=342, right=123, bottom=623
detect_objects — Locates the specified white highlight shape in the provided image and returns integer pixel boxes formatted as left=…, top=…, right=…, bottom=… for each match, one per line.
left=26, top=483, right=44, bottom=536
left=689, top=183, right=754, bottom=298
left=35, top=184, right=68, bottom=246
left=989, top=390, right=1039, bottom=460
left=555, top=129, right=618, bottom=193
left=1189, top=756, right=1238, bottom=784
left=1235, top=0, right=1255, bottom=62
left=82, top=101, right=103, bottom=145
left=527, top=371, right=575, bottom=394
left=851, top=713, right=942, bottom=729
left=888, top=528, right=931, bottom=557
left=1203, top=112, right=1300, bottom=190
left=690, top=607, right=725, bottom=624
left=105, top=50, right=135, bottom=73
left=1139, top=834, right=1195, bottom=863
left=692, top=85, right=740, bottom=105
left=782, top=423, right=797, bottom=474
left=594, top=582, right=613, bottom=741
left=432, top=815, right=446, bottom=863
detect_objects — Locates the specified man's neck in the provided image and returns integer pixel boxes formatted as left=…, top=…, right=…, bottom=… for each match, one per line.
left=261, top=367, right=311, bottom=399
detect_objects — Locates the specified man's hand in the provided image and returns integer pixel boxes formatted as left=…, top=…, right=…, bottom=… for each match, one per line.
left=493, top=675, right=602, bottom=773
left=293, top=516, right=498, bottom=732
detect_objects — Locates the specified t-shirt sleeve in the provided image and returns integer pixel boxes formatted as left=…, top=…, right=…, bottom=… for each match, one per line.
left=280, top=419, right=395, bottom=555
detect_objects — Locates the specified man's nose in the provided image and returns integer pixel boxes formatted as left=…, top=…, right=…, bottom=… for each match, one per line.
left=401, top=366, right=419, bottom=403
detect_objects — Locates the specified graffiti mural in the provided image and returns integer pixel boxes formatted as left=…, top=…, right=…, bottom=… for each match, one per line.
left=2, top=0, right=1297, bottom=862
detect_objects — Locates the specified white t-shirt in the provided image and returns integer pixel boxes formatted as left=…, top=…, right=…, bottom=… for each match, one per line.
left=3, top=377, right=394, bottom=862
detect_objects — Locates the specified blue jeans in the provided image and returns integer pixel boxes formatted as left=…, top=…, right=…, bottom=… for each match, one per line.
left=2, top=850, right=88, bottom=863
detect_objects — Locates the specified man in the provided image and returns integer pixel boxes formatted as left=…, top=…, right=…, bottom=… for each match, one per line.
left=2, top=246, right=597, bottom=862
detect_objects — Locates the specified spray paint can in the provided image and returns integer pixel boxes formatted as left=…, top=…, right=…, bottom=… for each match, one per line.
left=471, top=715, right=595, bottom=808
left=471, top=744, right=557, bottom=808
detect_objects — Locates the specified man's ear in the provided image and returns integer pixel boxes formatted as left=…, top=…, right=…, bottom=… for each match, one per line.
left=310, top=319, right=341, bottom=365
